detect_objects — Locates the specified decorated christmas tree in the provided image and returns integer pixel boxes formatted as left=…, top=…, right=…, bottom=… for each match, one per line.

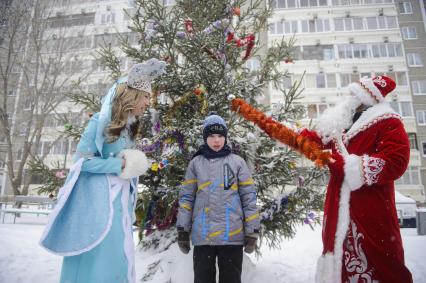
left=32, top=0, right=326, bottom=251
left=115, top=0, right=326, bottom=249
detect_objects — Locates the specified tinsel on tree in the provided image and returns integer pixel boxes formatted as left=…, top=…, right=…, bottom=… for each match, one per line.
left=33, top=0, right=326, bottom=250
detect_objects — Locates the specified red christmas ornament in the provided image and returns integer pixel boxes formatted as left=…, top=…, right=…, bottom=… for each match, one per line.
left=226, top=31, right=235, bottom=43
left=242, top=34, right=255, bottom=60
left=194, top=84, right=206, bottom=96
left=233, top=7, right=241, bottom=16
left=184, top=18, right=194, bottom=34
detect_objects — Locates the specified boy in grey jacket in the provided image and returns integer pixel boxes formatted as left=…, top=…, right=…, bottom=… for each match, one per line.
left=176, top=112, right=260, bottom=283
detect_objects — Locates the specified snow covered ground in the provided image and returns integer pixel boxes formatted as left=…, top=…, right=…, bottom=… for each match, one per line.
left=1, top=214, right=425, bottom=283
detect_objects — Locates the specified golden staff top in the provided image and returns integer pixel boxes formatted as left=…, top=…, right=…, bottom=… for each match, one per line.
left=230, top=98, right=331, bottom=167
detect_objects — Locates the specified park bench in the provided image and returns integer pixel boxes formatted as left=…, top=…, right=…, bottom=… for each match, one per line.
left=0, top=195, right=54, bottom=224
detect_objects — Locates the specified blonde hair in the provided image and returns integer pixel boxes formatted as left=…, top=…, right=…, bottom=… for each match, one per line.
left=105, top=83, right=148, bottom=143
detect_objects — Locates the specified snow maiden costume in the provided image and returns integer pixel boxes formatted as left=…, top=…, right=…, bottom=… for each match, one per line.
left=306, top=75, right=413, bottom=283
left=40, top=59, right=166, bottom=283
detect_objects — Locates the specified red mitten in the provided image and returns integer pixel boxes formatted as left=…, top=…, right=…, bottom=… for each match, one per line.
left=327, top=152, right=345, bottom=179
left=299, top=128, right=323, bottom=147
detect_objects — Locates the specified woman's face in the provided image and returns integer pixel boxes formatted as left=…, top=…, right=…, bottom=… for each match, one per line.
left=132, top=92, right=151, bottom=116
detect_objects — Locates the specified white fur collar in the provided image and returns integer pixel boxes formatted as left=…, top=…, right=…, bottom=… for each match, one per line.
left=343, top=103, right=400, bottom=144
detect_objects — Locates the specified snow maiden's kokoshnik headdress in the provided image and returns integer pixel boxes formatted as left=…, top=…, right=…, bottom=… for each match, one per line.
left=95, top=58, right=167, bottom=156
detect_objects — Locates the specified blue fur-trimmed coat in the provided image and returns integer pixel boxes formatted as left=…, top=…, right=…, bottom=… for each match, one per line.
left=40, top=113, right=138, bottom=256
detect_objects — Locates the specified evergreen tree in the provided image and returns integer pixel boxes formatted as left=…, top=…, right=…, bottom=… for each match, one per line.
left=114, top=0, right=326, bottom=249
left=33, top=0, right=326, bottom=251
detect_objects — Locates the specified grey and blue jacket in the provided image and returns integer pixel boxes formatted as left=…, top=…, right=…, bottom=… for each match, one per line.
left=176, top=153, right=260, bottom=246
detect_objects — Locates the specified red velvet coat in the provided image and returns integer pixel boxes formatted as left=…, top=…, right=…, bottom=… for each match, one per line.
left=314, top=103, right=413, bottom=283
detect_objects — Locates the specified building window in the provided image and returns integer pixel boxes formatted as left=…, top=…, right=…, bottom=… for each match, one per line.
left=396, top=72, right=408, bottom=86
left=422, top=141, right=426, bottom=156
left=339, top=73, right=360, bottom=87
left=412, top=80, right=426, bottom=95
left=101, top=12, right=115, bottom=25
left=316, top=73, right=326, bottom=88
left=406, top=53, right=423, bottom=66
left=337, top=43, right=402, bottom=59
left=416, top=110, right=426, bottom=125
left=386, top=16, right=397, bottom=28
left=323, top=48, right=335, bottom=60
left=396, top=166, right=420, bottom=185
left=398, top=2, right=413, bottom=14
left=19, top=126, right=27, bottom=137
left=402, top=26, right=417, bottom=40
left=7, top=90, right=17, bottom=96
left=270, top=21, right=298, bottom=34
left=408, top=133, right=418, bottom=150
left=301, top=45, right=334, bottom=60
left=16, top=149, right=22, bottom=161
left=245, top=58, right=260, bottom=72
left=42, top=141, right=51, bottom=155
left=284, top=20, right=298, bottom=33
left=390, top=101, right=413, bottom=117
left=282, top=76, right=292, bottom=89
left=23, top=98, right=31, bottom=110
left=306, top=103, right=334, bottom=119
left=163, top=0, right=175, bottom=6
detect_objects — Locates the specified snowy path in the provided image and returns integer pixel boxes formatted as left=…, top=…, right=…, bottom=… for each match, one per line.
left=0, top=214, right=425, bottom=282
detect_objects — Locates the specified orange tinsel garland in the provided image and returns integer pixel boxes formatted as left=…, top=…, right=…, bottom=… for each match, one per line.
left=230, top=98, right=331, bottom=167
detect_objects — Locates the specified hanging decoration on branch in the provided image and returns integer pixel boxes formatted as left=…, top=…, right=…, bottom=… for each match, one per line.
left=163, top=90, right=208, bottom=122
left=175, top=16, right=255, bottom=61
left=226, top=32, right=255, bottom=60
left=193, top=84, right=207, bottom=96
left=176, top=18, right=230, bottom=40
left=144, top=19, right=159, bottom=41
left=230, top=98, right=331, bottom=166
left=233, top=7, right=241, bottom=16
left=184, top=17, right=194, bottom=34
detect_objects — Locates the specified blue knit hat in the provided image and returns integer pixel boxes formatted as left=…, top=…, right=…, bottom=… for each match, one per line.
left=202, top=112, right=227, bottom=142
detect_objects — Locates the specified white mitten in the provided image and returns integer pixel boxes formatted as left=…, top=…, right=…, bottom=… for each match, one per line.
left=343, top=154, right=364, bottom=191
left=118, top=149, right=150, bottom=179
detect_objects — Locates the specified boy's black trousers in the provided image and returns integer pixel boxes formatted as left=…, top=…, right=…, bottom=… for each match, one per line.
left=193, top=245, right=243, bottom=283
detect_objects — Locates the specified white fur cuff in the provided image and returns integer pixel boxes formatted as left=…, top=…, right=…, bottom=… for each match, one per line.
left=343, top=154, right=364, bottom=191
left=118, top=149, right=150, bottom=179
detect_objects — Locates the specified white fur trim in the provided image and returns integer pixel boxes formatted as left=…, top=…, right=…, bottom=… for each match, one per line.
left=344, top=154, right=364, bottom=191
left=343, top=103, right=400, bottom=145
left=119, top=149, right=150, bottom=179
left=348, top=82, right=377, bottom=106
left=359, top=77, right=384, bottom=102
left=315, top=178, right=352, bottom=283
left=40, top=159, right=84, bottom=249
left=315, top=253, right=338, bottom=283
left=40, top=160, right=115, bottom=257
left=119, top=178, right=136, bottom=283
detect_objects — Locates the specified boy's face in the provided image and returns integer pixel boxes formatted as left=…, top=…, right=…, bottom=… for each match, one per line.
left=206, top=134, right=225, bottom=152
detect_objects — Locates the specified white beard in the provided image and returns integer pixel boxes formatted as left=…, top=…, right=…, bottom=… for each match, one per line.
left=314, top=96, right=362, bottom=144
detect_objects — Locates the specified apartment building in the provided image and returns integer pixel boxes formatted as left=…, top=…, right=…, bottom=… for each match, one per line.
left=0, top=0, right=137, bottom=196
left=269, top=0, right=426, bottom=202
left=397, top=0, right=426, bottom=200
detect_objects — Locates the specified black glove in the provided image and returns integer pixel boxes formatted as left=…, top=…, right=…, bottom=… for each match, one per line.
left=244, top=234, right=258, bottom=254
left=177, top=231, right=190, bottom=254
